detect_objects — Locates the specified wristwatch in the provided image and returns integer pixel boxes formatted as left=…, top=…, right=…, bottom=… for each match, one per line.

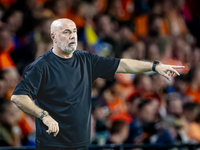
left=152, top=61, right=160, bottom=72
left=39, top=110, right=49, bottom=120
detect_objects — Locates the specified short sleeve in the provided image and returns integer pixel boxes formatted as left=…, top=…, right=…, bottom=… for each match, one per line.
left=12, top=65, right=43, bottom=100
left=90, top=53, right=120, bottom=81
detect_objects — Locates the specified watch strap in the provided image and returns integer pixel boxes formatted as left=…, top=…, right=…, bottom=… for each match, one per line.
left=152, top=61, right=160, bottom=72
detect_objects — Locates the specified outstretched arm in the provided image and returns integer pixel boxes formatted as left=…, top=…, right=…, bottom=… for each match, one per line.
left=116, top=59, right=185, bottom=80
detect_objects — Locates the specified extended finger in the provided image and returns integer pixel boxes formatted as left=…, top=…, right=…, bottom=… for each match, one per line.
left=171, top=65, right=185, bottom=69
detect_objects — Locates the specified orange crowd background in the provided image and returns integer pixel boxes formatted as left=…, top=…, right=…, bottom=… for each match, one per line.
left=1, top=0, right=200, bottom=147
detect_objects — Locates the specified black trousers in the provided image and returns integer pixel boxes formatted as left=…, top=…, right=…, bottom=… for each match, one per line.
left=36, top=145, right=87, bottom=150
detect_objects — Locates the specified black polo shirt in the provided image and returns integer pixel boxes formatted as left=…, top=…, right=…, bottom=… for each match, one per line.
left=12, top=49, right=120, bottom=148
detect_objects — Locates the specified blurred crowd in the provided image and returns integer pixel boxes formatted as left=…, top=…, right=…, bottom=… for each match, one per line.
left=1, top=0, right=200, bottom=148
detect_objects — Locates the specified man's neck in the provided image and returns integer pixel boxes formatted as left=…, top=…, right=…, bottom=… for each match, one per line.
left=52, top=47, right=73, bottom=59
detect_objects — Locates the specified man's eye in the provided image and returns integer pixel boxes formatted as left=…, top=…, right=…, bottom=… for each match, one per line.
left=73, top=31, right=77, bottom=33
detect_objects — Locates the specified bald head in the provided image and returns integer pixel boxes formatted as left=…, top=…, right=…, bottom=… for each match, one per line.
left=50, top=18, right=78, bottom=55
left=50, top=19, right=76, bottom=34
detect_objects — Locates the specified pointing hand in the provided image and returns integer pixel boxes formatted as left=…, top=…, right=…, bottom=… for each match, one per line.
left=155, top=64, right=185, bottom=80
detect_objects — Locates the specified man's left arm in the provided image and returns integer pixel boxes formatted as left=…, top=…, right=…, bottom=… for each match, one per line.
left=116, top=59, right=185, bottom=80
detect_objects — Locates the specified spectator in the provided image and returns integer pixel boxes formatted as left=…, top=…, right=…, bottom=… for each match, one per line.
left=183, top=102, right=200, bottom=143
left=126, top=92, right=141, bottom=120
left=146, top=42, right=161, bottom=61
left=172, top=74, right=188, bottom=98
left=0, top=70, right=8, bottom=99
left=0, top=0, right=200, bottom=147
left=35, top=17, right=53, bottom=58
left=0, top=29, right=15, bottom=70
left=133, top=74, right=154, bottom=98
left=2, top=9, right=23, bottom=36
left=107, top=120, right=130, bottom=144
left=185, top=66, right=200, bottom=103
left=166, top=93, right=183, bottom=119
left=0, top=100, right=21, bottom=146
left=162, top=0, right=189, bottom=37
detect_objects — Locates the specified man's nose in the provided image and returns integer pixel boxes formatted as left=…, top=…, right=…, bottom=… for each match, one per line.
left=69, top=33, right=76, bottom=39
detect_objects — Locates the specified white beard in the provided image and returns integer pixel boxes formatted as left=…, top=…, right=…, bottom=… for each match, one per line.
left=57, top=40, right=77, bottom=54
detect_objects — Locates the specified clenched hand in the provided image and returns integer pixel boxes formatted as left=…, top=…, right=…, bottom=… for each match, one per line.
left=155, top=64, right=185, bottom=80
left=42, top=115, right=59, bottom=137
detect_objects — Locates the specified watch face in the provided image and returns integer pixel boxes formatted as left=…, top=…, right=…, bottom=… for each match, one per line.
left=43, top=111, right=49, bottom=116
left=40, top=111, right=49, bottom=120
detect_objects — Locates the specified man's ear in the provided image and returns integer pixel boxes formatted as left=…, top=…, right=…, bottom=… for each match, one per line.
left=51, top=33, right=57, bottom=43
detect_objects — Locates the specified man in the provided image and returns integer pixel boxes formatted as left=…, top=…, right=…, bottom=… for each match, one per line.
left=166, top=93, right=183, bottom=119
left=11, top=19, right=184, bottom=150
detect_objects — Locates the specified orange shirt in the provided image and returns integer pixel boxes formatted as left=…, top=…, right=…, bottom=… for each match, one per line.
left=134, top=15, right=148, bottom=36
left=110, top=112, right=132, bottom=123
left=18, top=113, right=35, bottom=138
left=94, top=0, right=107, bottom=13
left=65, top=9, right=85, bottom=29
left=185, top=87, right=200, bottom=103
left=134, top=15, right=168, bottom=37
left=107, top=97, right=127, bottom=114
left=161, top=19, right=169, bottom=35
left=115, top=73, right=134, bottom=99
left=187, top=122, right=200, bottom=142
left=0, top=0, right=16, bottom=8
left=165, top=10, right=188, bottom=36
left=36, top=0, right=49, bottom=6
left=117, top=0, right=134, bottom=21
left=0, top=51, right=15, bottom=69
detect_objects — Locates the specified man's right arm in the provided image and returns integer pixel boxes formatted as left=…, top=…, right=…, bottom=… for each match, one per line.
left=11, top=95, right=43, bottom=118
left=11, top=95, right=59, bottom=137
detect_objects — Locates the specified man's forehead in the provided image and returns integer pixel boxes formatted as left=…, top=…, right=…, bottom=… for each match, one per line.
left=61, top=22, right=76, bottom=30
left=51, top=19, right=76, bottom=32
